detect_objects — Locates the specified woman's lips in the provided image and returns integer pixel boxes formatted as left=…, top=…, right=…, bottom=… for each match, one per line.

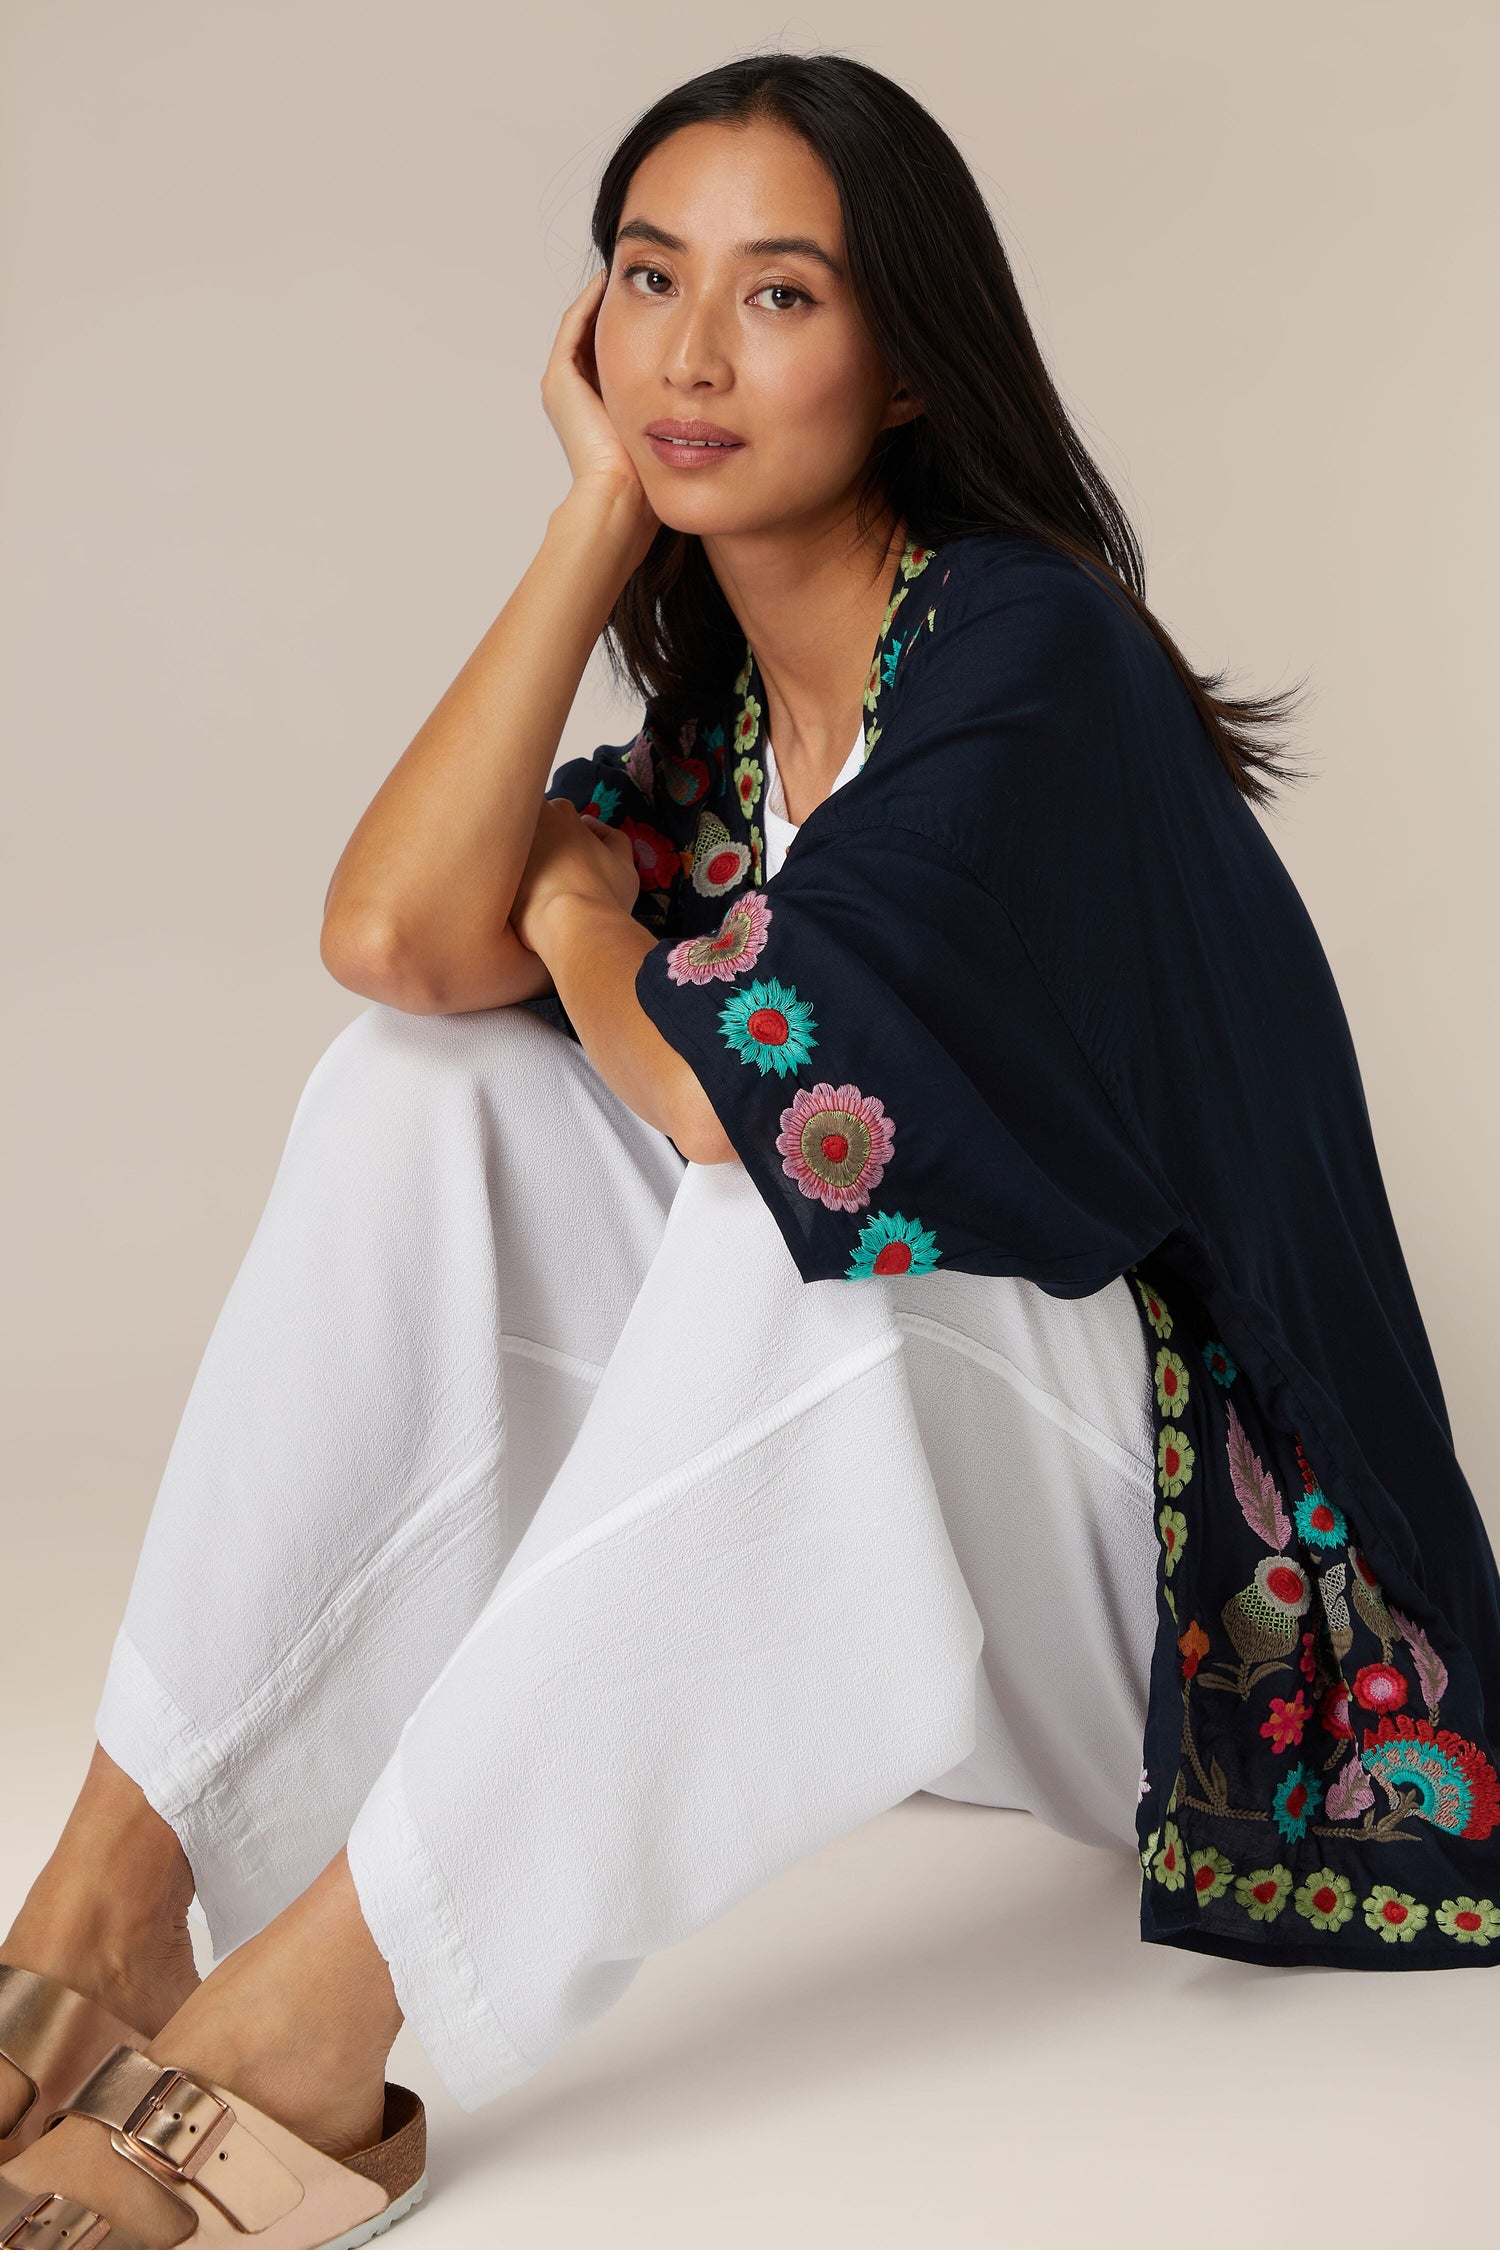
left=645, top=431, right=747, bottom=469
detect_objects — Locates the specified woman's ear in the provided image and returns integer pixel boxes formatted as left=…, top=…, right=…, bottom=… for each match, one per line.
left=883, top=386, right=925, bottom=431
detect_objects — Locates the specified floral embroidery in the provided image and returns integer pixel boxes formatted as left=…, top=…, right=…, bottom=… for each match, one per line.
left=1318, top=1680, right=1354, bottom=1738
left=687, top=808, right=753, bottom=898
left=1155, top=1347, right=1189, bottom=1418
left=1436, top=1896, right=1500, bottom=1945
left=716, top=978, right=818, bottom=1077
left=1157, top=1429, right=1194, bottom=1497
left=1259, top=1693, right=1312, bottom=1754
left=661, top=750, right=711, bottom=807
left=621, top=817, right=683, bottom=893
left=1271, top=1761, right=1322, bottom=1840
left=733, top=693, right=762, bottom=758
left=586, top=779, right=623, bottom=823
left=1178, top=1619, right=1210, bottom=1678
left=732, top=753, right=764, bottom=816
left=1152, top=1824, right=1188, bottom=1890
left=1351, top=1662, right=1407, bottom=1716
left=775, top=1081, right=895, bottom=1212
left=1294, top=1487, right=1347, bottom=1549
left=844, top=1210, right=942, bottom=1280
left=1235, top=1865, right=1292, bottom=1921
left=1201, top=1338, right=1237, bottom=1385
left=1363, top=1885, right=1428, bottom=1942
left=1294, top=1869, right=1355, bottom=1930
left=1325, top=1749, right=1376, bottom=1820
left=1360, top=1715, right=1500, bottom=1839
left=1134, top=1277, right=1173, bottom=1337
left=1191, top=1846, right=1234, bottom=1904
left=624, top=726, right=656, bottom=795
left=1157, top=1506, right=1188, bottom=1575
left=749, top=822, right=764, bottom=885
left=665, top=890, right=773, bottom=986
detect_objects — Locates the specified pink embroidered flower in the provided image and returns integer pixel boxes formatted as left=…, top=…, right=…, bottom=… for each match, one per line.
left=621, top=817, right=681, bottom=892
left=624, top=727, right=656, bottom=794
left=776, top=1081, right=895, bottom=1211
left=665, top=891, right=773, bottom=986
left=1259, top=1691, right=1312, bottom=1754
left=1352, top=1663, right=1408, bottom=1716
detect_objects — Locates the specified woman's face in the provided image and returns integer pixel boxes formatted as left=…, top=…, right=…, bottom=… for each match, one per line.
left=593, top=118, right=918, bottom=539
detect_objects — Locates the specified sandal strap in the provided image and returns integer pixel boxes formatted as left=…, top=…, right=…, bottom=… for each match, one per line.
left=52, top=2045, right=306, bottom=2233
left=0, top=1968, right=141, bottom=2146
left=0, top=2178, right=146, bottom=2250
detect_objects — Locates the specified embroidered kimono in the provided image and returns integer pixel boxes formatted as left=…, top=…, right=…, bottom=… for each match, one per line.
left=533, top=530, right=1500, bottom=1970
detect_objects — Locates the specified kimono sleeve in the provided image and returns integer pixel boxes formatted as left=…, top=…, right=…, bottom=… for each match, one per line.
left=633, top=817, right=1179, bottom=1290
left=518, top=725, right=685, bottom=1044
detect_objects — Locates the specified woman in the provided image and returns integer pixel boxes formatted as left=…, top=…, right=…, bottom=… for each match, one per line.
left=4, top=49, right=1497, bottom=2249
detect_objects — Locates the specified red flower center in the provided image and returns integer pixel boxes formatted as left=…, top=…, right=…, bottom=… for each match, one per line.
left=1163, top=1367, right=1178, bottom=1397
left=1164, top=1527, right=1178, bottom=1552
left=1194, top=1864, right=1216, bottom=1893
left=1253, top=1880, right=1278, bottom=1905
left=747, top=1008, right=788, bottom=1047
left=1147, top=1298, right=1162, bottom=1321
left=1313, top=1886, right=1338, bottom=1915
left=821, top=1132, right=849, bottom=1164
left=1381, top=1900, right=1408, bottom=1925
left=1163, top=1845, right=1178, bottom=1871
left=1163, top=1444, right=1181, bottom=1477
left=872, top=1241, right=913, bottom=1274
left=1456, top=1910, right=1483, bottom=1932
left=707, top=849, right=741, bottom=885
left=1311, top=1504, right=1335, bottom=1533
left=1266, top=1565, right=1305, bottom=1605
left=1285, top=1784, right=1307, bottom=1818
left=709, top=925, right=741, bottom=954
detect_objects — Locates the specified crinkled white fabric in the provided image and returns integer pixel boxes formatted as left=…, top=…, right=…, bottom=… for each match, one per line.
left=95, top=1000, right=1158, bottom=2112
left=760, top=726, right=865, bottom=878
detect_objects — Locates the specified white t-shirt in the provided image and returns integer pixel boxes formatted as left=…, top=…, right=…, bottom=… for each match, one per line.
left=761, top=726, right=865, bottom=881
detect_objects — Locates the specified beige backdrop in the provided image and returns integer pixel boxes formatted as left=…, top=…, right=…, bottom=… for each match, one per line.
left=3, top=4, right=1497, bottom=2244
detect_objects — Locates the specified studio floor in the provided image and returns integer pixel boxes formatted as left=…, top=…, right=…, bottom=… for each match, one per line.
left=8, top=1755, right=1496, bottom=2248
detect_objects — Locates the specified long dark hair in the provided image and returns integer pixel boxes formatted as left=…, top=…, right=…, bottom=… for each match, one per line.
left=590, top=52, right=1303, bottom=807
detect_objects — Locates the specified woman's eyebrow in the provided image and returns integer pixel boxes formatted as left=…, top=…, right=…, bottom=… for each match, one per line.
left=614, top=216, right=844, bottom=278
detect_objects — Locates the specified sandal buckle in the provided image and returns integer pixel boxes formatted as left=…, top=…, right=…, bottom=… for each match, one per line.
left=0, top=2192, right=109, bottom=2250
left=121, top=2067, right=232, bottom=2179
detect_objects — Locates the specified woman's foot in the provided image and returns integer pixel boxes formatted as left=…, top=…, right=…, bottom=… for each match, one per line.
left=0, top=1848, right=402, bottom=2250
left=1, top=1744, right=201, bottom=2131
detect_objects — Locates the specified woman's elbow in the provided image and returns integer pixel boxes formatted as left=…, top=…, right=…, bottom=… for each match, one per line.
left=319, top=913, right=443, bottom=1014
left=671, top=1078, right=739, bottom=1166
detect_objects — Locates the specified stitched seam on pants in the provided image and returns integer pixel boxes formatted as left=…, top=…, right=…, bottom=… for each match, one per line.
left=357, top=1747, right=542, bottom=2083
left=485, top=1330, right=908, bottom=1619
left=890, top=1308, right=1151, bottom=1479
left=158, top=1439, right=511, bottom=1772
left=500, top=1333, right=607, bottom=1382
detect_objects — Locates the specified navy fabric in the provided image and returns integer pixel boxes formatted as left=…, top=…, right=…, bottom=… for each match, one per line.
left=532, top=531, right=1500, bottom=1967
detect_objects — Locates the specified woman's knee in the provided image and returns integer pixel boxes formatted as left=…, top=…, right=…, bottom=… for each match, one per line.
left=294, top=999, right=560, bottom=1125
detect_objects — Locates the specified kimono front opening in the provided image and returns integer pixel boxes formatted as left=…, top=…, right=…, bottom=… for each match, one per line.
left=530, top=528, right=1500, bottom=1971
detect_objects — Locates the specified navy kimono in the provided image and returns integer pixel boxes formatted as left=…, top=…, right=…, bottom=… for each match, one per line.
left=534, top=530, right=1500, bottom=1970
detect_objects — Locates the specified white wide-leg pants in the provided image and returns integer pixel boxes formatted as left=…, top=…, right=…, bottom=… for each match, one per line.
left=95, top=1002, right=1159, bottom=2111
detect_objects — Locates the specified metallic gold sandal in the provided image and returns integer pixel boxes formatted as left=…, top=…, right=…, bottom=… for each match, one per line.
left=0, top=1968, right=150, bottom=2164
left=0, top=2041, right=428, bottom=2250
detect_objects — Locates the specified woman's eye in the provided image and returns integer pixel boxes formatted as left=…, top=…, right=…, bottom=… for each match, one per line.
left=750, top=282, right=811, bottom=312
left=622, top=264, right=674, bottom=296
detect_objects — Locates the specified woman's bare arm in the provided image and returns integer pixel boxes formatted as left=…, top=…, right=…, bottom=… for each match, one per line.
left=320, top=478, right=652, bottom=1015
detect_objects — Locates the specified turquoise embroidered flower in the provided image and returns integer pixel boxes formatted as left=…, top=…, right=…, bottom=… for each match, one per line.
left=1294, top=1487, right=1347, bottom=1550
left=1235, top=1865, right=1293, bottom=1922
left=1363, top=1885, right=1428, bottom=1942
left=717, top=978, right=817, bottom=1077
left=1436, top=1896, right=1500, bottom=1945
left=1271, top=1761, right=1322, bottom=1841
left=880, top=638, right=904, bottom=689
left=1201, top=1338, right=1237, bottom=1386
left=586, top=780, right=622, bottom=823
left=1294, top=1868, right=1355, bottom=1930
left=844, top=1210, right=942, bottom=1280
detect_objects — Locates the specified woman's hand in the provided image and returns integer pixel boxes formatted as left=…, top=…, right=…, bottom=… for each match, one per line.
left=543, top=268, right=659, bottom=562
left=510, top=799, right=641, bottom=957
